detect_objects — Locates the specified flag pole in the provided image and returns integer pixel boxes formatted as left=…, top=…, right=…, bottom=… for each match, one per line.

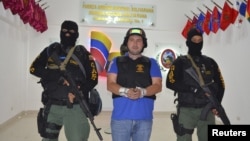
left=40, top=2, right=47, bottom=7
left=203, top=4, right=213, bottom=13
left=44, top=6, right=50, bottom=10
left=185, top=14, right=192, bottom=21
left=36, top=0, right=43, bottom=3
left=211, top=0, right=222, bottom=10
left=191, top=10, right=198, bottom=18
left=197, top=7, right=205, bottom=15
left=226, top=0, right=233, bottom=6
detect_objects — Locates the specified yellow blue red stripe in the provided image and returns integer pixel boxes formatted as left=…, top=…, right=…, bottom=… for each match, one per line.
left=90, top=31, right=111, bottom=73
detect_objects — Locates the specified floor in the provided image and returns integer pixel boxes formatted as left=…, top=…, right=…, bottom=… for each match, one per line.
left=0, top=111, right=198, bottom=141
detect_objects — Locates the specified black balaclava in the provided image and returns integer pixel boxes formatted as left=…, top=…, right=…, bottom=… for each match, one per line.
left=60, top=20, right=79, bottom=48
left=186, top=28, right=203, bottom=56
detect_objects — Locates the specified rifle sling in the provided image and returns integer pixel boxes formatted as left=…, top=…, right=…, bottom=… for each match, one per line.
left=47, top=46, right=86, bottom=78
left=187, top=54, right=205, bottom=86
left=47, top=46, right=76, bottom=71
left=46, top=45, right=89, bottom=88
left=71, top=54, right=86, bottom=78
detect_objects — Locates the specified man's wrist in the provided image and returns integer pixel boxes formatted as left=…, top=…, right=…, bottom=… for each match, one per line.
left=119, top=87, right=129, bottom=97
left=136, top=87, right=147, bottom=98
left=141, top=88, right=147, bottom=98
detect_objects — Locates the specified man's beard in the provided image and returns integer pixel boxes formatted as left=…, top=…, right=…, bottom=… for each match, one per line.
left=128, top=49, right=141, bottom=55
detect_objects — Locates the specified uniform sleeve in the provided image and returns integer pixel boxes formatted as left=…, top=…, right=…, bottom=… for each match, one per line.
left=81, top=49, right=98, bottom=94
left=211, top=59, right=225, bottom=103
left=166, top=58, right=190, bottom=93
left=29, top=47, right=49, bottom=79
left=30, top=46, right=63, bottom=82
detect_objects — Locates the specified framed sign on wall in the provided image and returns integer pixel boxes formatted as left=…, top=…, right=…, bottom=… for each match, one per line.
left=154, top=43, right=182, bottom=73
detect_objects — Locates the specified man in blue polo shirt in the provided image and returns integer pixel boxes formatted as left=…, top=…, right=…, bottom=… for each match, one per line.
left=107, top=27, right=162, bottom=141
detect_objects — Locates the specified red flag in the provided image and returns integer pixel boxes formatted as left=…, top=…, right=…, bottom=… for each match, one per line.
left=2, top=0, right=14, bottom=10
left=19, top=0, right=35, bottom=24
left=39, top=9, right=48, bottom=33
left=210, top=6, right=221, bottom=33
left=28, top=3, right=48, bottom=33
left=181, top=16, right=197, bottom=38
left=191, top=16, right=198, bottom=28
left=29, top=3, right=40, bottom=28
left=9, top=0, right=24, bottom=15
left=246, top=0, right=250, bottom=22
left=231, top=0, right=239, bottom=24
left=181, top=20, right=192, bottom=38
left=233, top=0, right=245, bottom=27
left=202, top=10, right=211, bottom=35
left=34, top=7, right=43, bottom=32
left=220, top=2, right=232, bottom=31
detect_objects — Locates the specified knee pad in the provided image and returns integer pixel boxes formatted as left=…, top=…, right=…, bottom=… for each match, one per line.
left=43, top=122, right=62, bottom=139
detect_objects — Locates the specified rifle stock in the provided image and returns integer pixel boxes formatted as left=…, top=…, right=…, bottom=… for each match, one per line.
left=185, top=67, right=230, bottom=125
left=63, top=71, right=103, bottom=141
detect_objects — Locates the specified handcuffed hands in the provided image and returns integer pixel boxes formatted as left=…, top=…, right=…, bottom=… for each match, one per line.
left=119, top=87, right=146, bottom=100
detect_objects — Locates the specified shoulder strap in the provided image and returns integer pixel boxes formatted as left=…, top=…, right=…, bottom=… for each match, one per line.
left=71, top=54, right=86, bottom=78
left=47, top=45, right=87, bottom=78
left=47, top=46, right=76, bottom=71
left=60, top=46, right=76, bottom=71
left=187, top=54, right=205, bottom=86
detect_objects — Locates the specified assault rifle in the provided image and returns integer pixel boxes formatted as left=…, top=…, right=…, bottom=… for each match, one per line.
left=47, top=44, right=103, bottom=139
left=185, top=67, right=231, bottom=125
left=63, top=71, right=103, bottom=141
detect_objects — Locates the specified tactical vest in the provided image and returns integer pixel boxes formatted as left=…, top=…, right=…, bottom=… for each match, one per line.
left=112, top=56, right=155, bottom=100
left=44, top=42, right=87, bottom=100
left=177, top=55, right=217, bottom=107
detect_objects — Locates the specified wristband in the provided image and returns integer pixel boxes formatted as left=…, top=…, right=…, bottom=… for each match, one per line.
left=119, top=87, right=128, bottom=97
left=141, top=88, right=147, bottom=98
left=136, top=87, right=147, bottom=98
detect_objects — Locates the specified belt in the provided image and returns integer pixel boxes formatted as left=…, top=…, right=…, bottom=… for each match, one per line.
left=179, top=104, right=206, bottom=108
left=49, top=99, right=79, bottom=106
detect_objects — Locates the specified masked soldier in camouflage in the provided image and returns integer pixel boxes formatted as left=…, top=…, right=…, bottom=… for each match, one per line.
left=166, top=28, right=225, bottom=141
left=30, top=20, right=98, bottom=141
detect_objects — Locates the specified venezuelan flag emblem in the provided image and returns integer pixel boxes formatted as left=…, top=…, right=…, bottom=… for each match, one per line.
left=90, top=31, right=112, bottom=75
